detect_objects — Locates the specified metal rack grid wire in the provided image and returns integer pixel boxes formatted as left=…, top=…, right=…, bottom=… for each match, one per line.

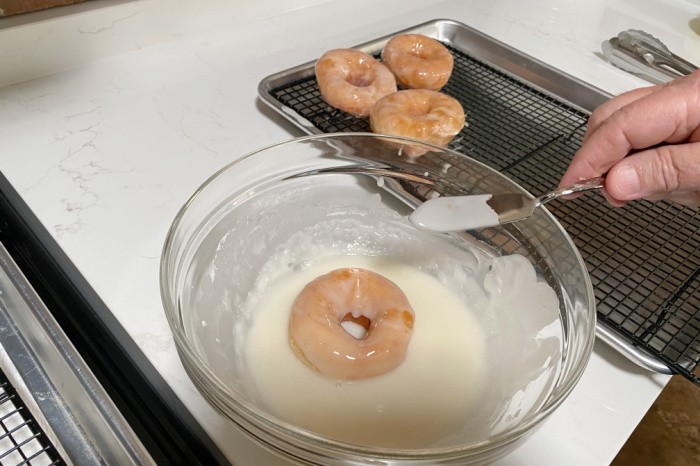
left=0, top=370, right=63, bottom=466
left=268, top=45, right=700, bottom=385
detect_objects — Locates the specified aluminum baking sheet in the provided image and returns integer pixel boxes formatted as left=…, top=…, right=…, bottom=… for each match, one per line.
left=258, top=19, right=700, bottom=383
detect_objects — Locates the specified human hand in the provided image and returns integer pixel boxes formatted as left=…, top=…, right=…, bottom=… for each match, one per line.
left=559, top=69, right=700, bottom=207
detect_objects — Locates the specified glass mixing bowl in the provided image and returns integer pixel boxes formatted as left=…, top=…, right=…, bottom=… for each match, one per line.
left=160, top=133, right=596, bottom=465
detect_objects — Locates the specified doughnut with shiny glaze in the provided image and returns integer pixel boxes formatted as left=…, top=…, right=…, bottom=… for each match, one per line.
left=381, top=34, right=454, bottom=90
left=369, top=89, right=465, bottom=153
left=289, top=268, right=415, bottom=380
left=315, top=49, right=397, bottom=117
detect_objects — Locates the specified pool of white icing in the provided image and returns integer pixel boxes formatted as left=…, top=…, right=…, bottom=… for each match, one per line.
left=247, top=255, right=486, bottom=448
left=243, top=249, right=561, bottom=448
left=181, top=174, right=564, bottom=449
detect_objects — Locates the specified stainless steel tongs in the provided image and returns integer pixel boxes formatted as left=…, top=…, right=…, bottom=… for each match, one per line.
left=602, top=29, right=697, bottom=83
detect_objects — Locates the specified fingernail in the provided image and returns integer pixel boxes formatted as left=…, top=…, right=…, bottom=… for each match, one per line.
left=614, top=163, right=641, bottom=198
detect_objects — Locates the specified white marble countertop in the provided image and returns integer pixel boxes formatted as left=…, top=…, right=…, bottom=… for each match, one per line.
left=2, top=0, right=699, bottom=464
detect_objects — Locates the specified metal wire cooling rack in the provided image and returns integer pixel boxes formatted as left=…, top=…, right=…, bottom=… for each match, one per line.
left=0, top=371, right=63, bottom=466
left=262, top=33, right=700, bottom=385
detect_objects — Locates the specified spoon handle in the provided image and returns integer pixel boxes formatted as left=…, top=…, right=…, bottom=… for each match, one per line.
left=535, top=176, right=605, bottom=207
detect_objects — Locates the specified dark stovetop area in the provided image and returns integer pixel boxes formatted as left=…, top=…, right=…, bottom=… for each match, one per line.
left=0, top=171, right=228, bottom=465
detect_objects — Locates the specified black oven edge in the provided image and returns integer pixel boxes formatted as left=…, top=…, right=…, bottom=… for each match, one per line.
left=0, top=171, right=229, bottom=466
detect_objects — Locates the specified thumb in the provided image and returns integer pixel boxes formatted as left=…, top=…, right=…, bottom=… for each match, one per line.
left=605, top=142, right=700, bottom=206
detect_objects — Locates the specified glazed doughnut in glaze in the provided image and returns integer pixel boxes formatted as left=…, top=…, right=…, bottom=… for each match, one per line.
left=315, top=49, right=397, bottom=117
left=381, top=34, right=454, bottom=90
left=369, top=89, right=465, bottom=154
left=289, top=268, right=415, bottom=380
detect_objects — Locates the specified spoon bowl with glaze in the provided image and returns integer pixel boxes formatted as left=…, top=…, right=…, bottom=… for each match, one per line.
left=410, top=177, right=605, bottom=232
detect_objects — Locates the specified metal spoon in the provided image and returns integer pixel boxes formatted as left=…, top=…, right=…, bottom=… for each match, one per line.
left=409, top=177, right=605, bottom=232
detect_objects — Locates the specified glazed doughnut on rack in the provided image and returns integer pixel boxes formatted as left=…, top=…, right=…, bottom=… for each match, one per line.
left=314, top=49, right=397, bottom=117
left=369, top=89, right=465, bottom=154
left=381, top=33, right=454, bottom=90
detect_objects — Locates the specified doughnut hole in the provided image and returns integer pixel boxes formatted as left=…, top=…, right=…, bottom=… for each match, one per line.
left=340, top=313, right=371, bottom=339
left=345, top=65, right=375, bottom=88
